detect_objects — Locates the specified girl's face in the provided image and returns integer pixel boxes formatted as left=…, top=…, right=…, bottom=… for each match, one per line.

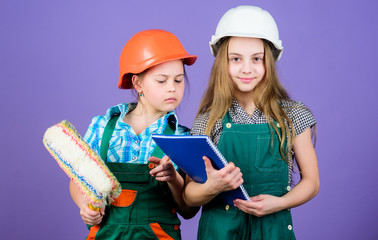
left=135, top=59, right=185, bottom=114
left=228, top=37, right=265, bottom=97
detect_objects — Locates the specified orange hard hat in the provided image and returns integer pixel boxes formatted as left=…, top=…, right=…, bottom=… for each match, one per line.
left=118, top=29, right=197, bottom=89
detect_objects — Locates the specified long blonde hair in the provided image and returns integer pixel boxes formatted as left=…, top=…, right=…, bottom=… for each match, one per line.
left=197, top=37, right=295, bottom=160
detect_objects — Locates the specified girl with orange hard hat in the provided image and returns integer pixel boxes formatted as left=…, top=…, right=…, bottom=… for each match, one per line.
left=69, top=29, right=198, bottom=240
left=183, top=6, right=319, bottom=239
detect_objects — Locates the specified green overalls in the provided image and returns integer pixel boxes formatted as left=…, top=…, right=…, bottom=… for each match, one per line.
left=198, top=112, right=296, bottom=240
left=87, top=116, right=182, bottom=240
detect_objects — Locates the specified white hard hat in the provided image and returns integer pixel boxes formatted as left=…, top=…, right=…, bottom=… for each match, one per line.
left=210, top=5, right=283, bottom=60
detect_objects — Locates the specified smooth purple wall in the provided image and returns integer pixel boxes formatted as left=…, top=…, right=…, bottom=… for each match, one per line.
left=1, top=0, right=378, bottom=239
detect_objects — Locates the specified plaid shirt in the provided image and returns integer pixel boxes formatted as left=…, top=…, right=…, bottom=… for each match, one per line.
left=84, top=103, right=190, bottom=164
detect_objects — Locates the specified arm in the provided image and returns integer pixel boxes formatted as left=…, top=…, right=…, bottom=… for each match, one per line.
left=183, top=156, right=244, bottom=207
left=149, top=156, right=200, bottom=219
left=234, top=128, right=320, bottom=216
left=69, top=179, right=105, bottom=225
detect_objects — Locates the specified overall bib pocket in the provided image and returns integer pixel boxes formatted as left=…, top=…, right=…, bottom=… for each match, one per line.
left=255, top=134, right=284, bottom=173
left=111, top=189, right=138, bottom=207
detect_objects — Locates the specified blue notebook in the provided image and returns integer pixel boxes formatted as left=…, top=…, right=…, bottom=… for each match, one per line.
left=152, top=134, right=250, bottom=205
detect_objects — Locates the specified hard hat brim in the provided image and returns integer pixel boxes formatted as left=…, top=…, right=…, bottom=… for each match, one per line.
left=118, top=54, right=197, bottom=89
left=209, top=33, right=283, bottom=60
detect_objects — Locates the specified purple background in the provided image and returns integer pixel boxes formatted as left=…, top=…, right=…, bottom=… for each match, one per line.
left=1, top=0, right=377, bottom=239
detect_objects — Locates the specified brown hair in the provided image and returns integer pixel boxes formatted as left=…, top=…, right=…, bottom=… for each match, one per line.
left=197, top=37, right=295, bottom=160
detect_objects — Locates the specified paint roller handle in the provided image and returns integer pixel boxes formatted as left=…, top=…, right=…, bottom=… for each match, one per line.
left=88, top=204, right=100, bottom=212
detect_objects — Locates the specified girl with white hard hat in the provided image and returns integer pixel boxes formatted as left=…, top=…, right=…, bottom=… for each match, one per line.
left=183, top=5, right=319, bottom=239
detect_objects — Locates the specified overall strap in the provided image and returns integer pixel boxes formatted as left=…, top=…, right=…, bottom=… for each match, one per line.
left=221, top=111, right=232, bottom=125
left=150, top=120, right=175, bottom=158
left=100, top=114, right=121, bottom=161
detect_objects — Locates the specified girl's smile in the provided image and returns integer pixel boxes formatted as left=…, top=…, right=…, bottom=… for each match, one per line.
left=238, top=77, right=255, bottom=83
left=228, top=37, right=265, bottom=98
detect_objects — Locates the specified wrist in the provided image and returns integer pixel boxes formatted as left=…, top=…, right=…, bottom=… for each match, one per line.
left=278, top=195, right=291, bottom=211
left=203, top=181, right=220, bottom=198
left=167, top=170, right=182, bottom=186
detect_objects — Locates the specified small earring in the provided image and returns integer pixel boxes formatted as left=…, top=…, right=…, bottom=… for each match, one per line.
left=139, top=91, right=143, bottom=97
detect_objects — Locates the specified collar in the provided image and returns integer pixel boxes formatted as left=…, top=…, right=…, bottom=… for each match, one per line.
left=229, top=99, right=264, bottom=124
left=105, top=103, right=178, bottom=131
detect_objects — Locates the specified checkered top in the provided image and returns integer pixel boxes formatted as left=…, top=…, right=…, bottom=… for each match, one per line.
left=191, top=99, right=316, bottom=145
